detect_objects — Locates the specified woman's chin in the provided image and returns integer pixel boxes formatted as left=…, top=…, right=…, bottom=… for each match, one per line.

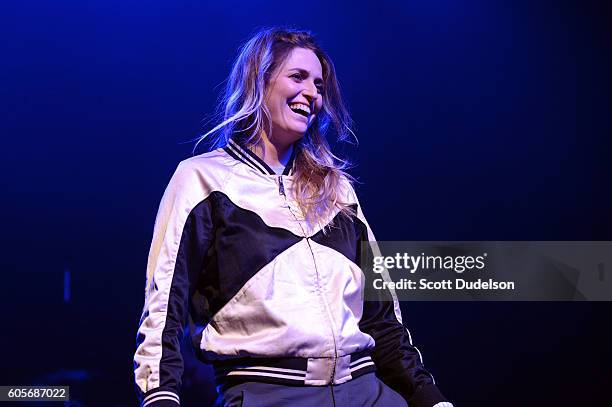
left=288, top=120, right=308, bottom=135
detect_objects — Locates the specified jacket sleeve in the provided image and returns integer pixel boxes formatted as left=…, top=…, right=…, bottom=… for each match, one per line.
left=134, top=162, right=214, bottom=407
left=352, top=190, right=451, bottom=407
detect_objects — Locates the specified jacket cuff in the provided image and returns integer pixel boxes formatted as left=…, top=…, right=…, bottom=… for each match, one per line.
left=409, top=383, right=448, bottom=407
left=142, top=388, right=180, bottom=407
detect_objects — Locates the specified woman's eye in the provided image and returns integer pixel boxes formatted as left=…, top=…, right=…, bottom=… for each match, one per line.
left=291, top=73, right=303, bottom=80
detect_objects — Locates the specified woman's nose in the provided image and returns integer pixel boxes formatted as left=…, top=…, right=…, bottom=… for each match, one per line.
left=302, top=84, right=318, bottom=101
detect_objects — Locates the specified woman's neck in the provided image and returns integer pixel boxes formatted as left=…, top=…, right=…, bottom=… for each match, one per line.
left=252, top=132, right=294, bottom=169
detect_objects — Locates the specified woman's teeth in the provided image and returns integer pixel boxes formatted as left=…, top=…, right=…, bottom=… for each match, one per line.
left=288, top=103, right=310, bottom=117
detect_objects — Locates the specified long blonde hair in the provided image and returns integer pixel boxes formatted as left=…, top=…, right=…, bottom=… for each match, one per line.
left=197, top=27, right=356, bottom=225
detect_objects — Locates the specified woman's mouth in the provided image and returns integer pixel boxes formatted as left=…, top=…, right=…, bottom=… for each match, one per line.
left=288, top=102, right=311, bottom=118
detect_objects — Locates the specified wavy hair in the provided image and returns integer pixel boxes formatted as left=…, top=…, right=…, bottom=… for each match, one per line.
left=197, top=27, right=356, bottom=226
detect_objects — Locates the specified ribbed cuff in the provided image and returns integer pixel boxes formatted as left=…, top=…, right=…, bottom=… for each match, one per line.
left=408, top=383, right=448, bottom=407
left=141, top=388, right=180, bottom=407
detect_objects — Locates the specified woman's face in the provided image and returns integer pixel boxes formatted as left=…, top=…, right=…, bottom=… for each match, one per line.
left=264, top=47, right=324, bottom=145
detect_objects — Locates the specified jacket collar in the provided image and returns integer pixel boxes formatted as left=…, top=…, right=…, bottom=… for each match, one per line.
left=225, top=139, right=296, bottom=176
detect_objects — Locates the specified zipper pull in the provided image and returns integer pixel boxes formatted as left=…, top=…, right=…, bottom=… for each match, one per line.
left=278, top=175, right=286, bottom=196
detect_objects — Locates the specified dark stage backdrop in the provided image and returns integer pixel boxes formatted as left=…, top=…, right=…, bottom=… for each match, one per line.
left=1, top=1, right=611, bottom=406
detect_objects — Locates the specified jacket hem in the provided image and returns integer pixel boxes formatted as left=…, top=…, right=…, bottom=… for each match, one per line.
left=214, top=349, right=376, bottom=390
left=141, top=387, right=180, bottom=407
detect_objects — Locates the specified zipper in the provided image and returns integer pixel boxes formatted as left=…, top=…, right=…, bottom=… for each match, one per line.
left=277, top=175, right=339, bottom=384
left=278, top=175, right=285, bottom=196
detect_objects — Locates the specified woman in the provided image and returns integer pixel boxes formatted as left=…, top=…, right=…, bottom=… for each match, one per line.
left=134, top=28, right=453, bottom=407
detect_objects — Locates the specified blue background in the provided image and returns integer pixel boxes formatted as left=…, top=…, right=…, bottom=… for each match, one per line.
left=1, top=0, right=611, bottom=405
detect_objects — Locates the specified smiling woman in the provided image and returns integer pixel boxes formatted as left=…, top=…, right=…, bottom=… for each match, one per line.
left=265, top=47, right=324, bottom=143
left=194, top=28, right=356, bottom=226
left=133, top=27, right=453, bottom=407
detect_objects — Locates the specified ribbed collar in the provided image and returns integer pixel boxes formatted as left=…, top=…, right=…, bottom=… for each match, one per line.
left=224, top=139, right=296, bottom=176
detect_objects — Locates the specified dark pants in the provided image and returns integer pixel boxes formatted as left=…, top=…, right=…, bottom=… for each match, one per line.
left=214, top=373, right=408, bottom=407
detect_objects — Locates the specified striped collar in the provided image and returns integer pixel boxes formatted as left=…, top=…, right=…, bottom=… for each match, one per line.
left=224, top=139, right=296, bottom=176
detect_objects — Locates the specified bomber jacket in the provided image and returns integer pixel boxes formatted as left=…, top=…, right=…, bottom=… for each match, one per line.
left=134, top=139, right=451, bottom=407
